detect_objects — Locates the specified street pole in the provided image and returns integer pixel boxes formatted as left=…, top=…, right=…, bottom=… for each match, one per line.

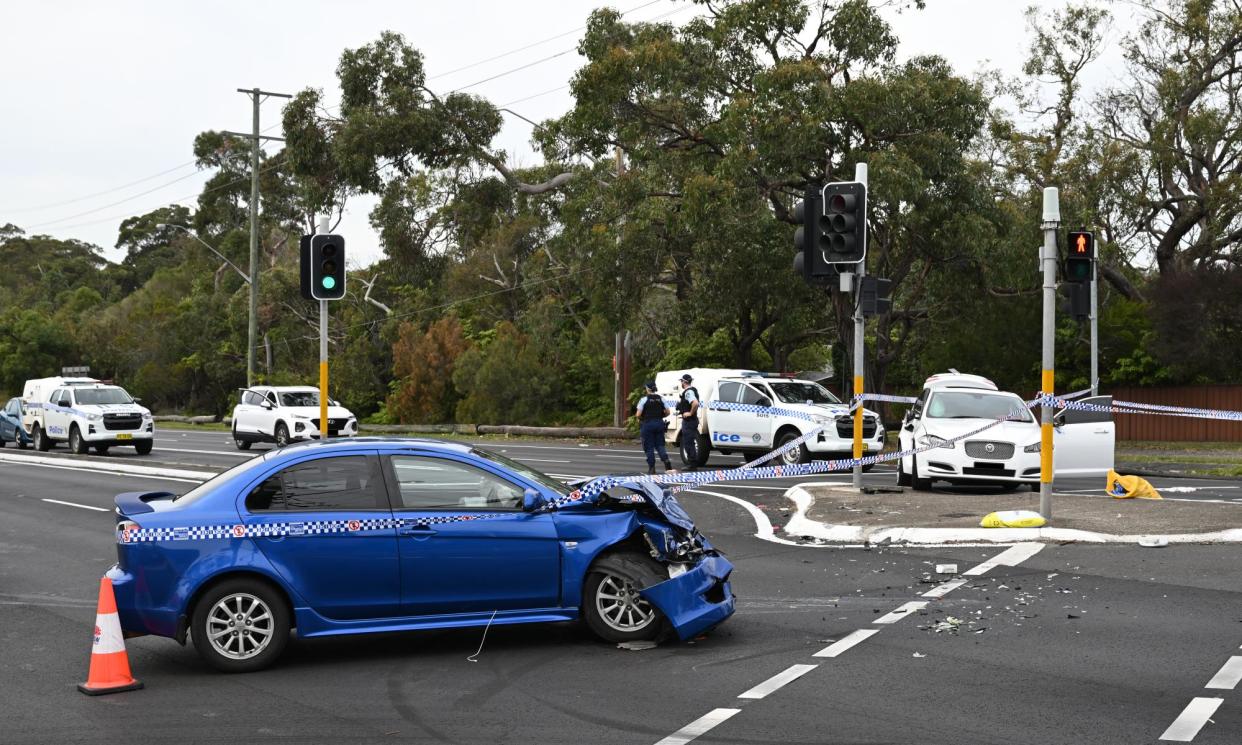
left=225, top=87, right=291, bottom=387
left=1090, top=265, right=1099, bottom=396
left=317, top=216, right=330, bottom=437
left=1039, top=188, right=1061, bottom=520
left=851, top=162, right=868, bottom=490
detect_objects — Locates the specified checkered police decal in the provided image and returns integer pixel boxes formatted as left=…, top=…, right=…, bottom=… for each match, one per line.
left=116, top=514, right=516, bottom=544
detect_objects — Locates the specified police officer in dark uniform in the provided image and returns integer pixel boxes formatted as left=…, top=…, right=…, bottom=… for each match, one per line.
left=636, top=381, right=673, bottom=474
left=676, top=373, right=701, bottom=469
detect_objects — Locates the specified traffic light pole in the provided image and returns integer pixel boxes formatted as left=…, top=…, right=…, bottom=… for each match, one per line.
left=1090, top=270, right=1099, bottom=395
left=317, top=216, right=330, bottom=437
left=851, top=163, right=868, bottom=490
left=1039, top=188, right=1060, bottom=520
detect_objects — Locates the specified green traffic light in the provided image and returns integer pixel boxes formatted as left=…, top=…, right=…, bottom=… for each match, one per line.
left=322, top=276, right=336, bottom=290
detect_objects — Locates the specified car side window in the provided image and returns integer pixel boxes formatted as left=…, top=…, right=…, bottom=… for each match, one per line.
left=247, top=456, right=386, bottom=512
left=265, top=391, right=278, bottom=406
left=717, top=381, right=739, bottom=403
left=739, top=385, right=766, bottom=406
left=388, top=456, right=523, bottom=510
left=909, top=389, right=928, bottom=420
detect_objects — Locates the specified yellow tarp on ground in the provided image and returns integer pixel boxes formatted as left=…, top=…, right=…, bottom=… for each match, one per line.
left=1107, top=469, right=1162, bottom=500
left=980, top=509, right=1047, bottom=528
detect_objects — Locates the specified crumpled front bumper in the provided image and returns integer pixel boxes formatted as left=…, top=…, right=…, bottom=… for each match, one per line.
left=639, top=553, right=735, bottom=640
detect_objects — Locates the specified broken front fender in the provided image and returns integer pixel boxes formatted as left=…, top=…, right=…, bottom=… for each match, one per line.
left=639, top=554, right=735, bottom=641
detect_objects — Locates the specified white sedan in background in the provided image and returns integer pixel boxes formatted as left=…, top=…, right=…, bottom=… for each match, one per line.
left=897, top=372, right=1114, bottom=491
left=231, top=386, right=358, bottom=449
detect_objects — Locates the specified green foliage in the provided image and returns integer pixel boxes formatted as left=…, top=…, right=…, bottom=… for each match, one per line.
left=452, top=322, right=562, bottom=425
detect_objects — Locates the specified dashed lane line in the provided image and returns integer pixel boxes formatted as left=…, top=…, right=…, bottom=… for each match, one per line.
left=922, top=579, right=968, bottom=598
left=813, top=628, right=880, bottom=658
left=737, top=664, right=818, bottom=700
left=873, top=601, right=928, bottom=625
left=1205, top=656, right=1242, bottom=690
left=1160, top=698, right=1224, bottom=742
left=653, top=708, right=741, bottom=745
left=1, top=459, right=207, bottom=484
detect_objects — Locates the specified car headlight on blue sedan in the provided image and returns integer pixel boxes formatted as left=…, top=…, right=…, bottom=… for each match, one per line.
left=918, top=434, right=954, bottom=449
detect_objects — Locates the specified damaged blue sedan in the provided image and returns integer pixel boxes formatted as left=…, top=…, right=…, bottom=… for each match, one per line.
left=107, top=437, right=734, bottom=672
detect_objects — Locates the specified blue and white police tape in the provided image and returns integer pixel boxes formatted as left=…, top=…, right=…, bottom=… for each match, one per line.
left=1038, top=394, right=1242, bottom=422
left=574, top=407, right=1025, bottom=501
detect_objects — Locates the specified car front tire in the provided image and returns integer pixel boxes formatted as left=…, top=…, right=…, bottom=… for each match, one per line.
left=191, top=578, right=290, bottom=673
left=775, top=430, right=810, bottom=466
left=135, top=440, right=153, bottom=455
left=69, top=425, right=88, bottom=455
left=582, top=552, right=671, bottom=644
left=32, top=425, right=48, bottom=452
left=274, top=423, right=290, bottom=448
left=912, top=456, right=933, bottom=491
left=94, top=444, right=110, bottom=455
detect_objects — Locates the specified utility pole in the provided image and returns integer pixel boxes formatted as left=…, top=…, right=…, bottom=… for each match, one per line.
left=224, top=87, right=291, bottom=387
left=1090, top=261, right=1099, bottom=396
left=1039, top=188, right=1061, bottom=520
left=851, top=162, right=868, bottom=490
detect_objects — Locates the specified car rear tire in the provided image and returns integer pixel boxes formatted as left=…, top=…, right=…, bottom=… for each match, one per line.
left=0, top=436, right=6, bottom=448
left=998, top=482, right=1020, bottom=492
left=94, top=444, right=110, bottom=455
left=775, top=430, right=810, bottom=466
left=678, top=433, right=708, bottom=468
left=275, top=423, right=290, bottom=448
left=191, top=578, right=290, bottom=673
left=232, top=424, right=252, bottom=450
left=912, top=456, right=933, bottom=491
left=69, top=425, right=88, bottom=455
left=33, top=424, right=48, bottom=452
left=583, top=552, right=672, bottom=644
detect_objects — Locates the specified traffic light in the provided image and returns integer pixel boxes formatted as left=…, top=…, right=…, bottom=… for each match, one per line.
left=307, top=234, right=346, bottom=300
left=793, top=187, right=837, bottom=283
left=860, top=276, right=893, bottom=317
left=821, top=181, right=867, bottom=264
left=1062, top=281, right=1090, bottom=322
left=1065, top=230, right=1094, bottom=283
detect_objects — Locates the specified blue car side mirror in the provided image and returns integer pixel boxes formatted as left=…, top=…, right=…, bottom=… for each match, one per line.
left=523, top=488, right=544, bottom=512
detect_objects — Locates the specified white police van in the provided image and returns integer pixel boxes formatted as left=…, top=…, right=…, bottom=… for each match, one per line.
left=22, top=377, right=154, bottom=455
left=654, top=368, right=886, bottom=468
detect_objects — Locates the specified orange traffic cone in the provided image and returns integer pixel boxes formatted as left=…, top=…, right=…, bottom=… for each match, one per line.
left=78, top=577, right=143, bottom=696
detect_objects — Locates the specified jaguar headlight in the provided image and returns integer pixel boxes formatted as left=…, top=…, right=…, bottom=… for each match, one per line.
left=1024, top=441, right=1041, bottom=453
left=919, top=434, right=954, bottom=449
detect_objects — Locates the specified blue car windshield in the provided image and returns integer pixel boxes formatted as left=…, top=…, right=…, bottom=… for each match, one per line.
left=472, top=448, right=572, bottom=496
left=173, top=454, right=275, bottom=505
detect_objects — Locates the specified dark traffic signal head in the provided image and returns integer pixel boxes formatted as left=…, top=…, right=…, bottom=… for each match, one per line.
left=1064, top=230, right=1094, bottom=283
left=821, top=181, right=866, bottom=264
left=309, top=234, right=346, bottom=300
left=793, top=188, right=837, bottom=284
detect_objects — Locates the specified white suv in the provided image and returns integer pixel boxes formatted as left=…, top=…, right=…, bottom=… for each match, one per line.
left=26, top=383, right=154, bottom=455
left=230, top=386, right=358, bottom=449
left=896, top=372, right=1114, bottom=491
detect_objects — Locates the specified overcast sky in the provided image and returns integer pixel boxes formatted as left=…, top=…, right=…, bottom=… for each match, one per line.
left=1, top=0, right=1134, bottom=268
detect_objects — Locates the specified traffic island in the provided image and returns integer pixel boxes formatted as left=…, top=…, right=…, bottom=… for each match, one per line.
left=781, top=483, right=1242, bottom=544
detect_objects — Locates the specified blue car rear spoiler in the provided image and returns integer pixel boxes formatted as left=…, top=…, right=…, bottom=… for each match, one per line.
left=114, top=491, right=176, bottom=517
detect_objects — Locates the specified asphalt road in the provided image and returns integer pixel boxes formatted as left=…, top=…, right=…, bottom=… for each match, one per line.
left=2, top=430, right=1241, bottom=744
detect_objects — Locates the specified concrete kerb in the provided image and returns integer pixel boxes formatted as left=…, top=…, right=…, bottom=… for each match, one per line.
left=781, top=483, right=1242, bottom=545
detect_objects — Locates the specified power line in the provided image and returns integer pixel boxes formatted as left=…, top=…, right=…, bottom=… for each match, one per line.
left=22, top=167, right=211, bottom=230
left=4, top=159, right=199, bottom=213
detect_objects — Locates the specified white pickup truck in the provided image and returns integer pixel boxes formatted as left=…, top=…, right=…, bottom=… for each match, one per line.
left=655, top=368, right=886, bottom=468
left=22, top=377, right=154, bottom=455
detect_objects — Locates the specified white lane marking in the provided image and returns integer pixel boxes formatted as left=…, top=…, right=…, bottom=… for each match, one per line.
left=962, top=543, right=1046, bottom=576
left=0, top=451, right=215, bottom=481
left=41, top=498, right=109, bottom=512
left=0, top=460, right=206, bottom=484
left=1159, top=697, right=1223, bottom=741
left=814, top=628, right=879, bottom=658
left=922, top=580, right=967, bottom=598
left=654, top=708, right=741, bottom=745
left=737, top=664, right=817, bottom=700
left=1205, top=656, right=1242, bottom=690
left=685, top=489, right=804, bottom=546
left=155, top=447, right=252, bottom=457
left=873, top=601, right=928, bottom=625
left=515, top=458, right=572, bottom=464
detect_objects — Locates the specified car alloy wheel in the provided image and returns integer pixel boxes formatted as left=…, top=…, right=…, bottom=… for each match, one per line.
left=275, top=423, right=290, bottom=448
left=205, top=592, right=275, bottom=661
left=594, top=574, right=656, bottom=633
left=70, top=425, right=87, bottom=454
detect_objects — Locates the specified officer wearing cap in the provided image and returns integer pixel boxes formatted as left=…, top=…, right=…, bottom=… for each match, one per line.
left=675, top=373, right=701, bottom=469
left=635, top=381, right=673, bottom=475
